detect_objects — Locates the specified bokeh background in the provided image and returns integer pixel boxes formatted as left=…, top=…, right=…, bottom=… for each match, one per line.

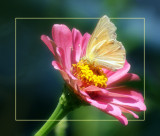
left=1, top=0, right=160, bottom=136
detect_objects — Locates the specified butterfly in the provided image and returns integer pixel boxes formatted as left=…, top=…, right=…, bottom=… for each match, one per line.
left=84, top=15, right=126, bottom=71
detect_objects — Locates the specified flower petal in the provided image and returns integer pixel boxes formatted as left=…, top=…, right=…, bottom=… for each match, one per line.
left=105, top=103, right=122, bottom=117
left=86, top=87, right=146, bottom=114
left=82, top=85, right=106, bottom=92
left=86, top=98, right=128, bottom=125
left=52, top=61, right=62, bottom=70
left=81, top=32, right=91, bottom=57
left=106, top=88, right=145, bottom=104
left=72, top=28, right=82, bottom=64
left=107, top=61, right=131, bottom=87
left=56, top=47, right=66, bottom=70
left=120, top=106, right=139, bottom=118
left=52, top=24, right=72, bottom=48
left=52, top=24, right=72, bottom=70
left=108, top=73, right=140, bottom=87
left=52, top=61, right=70, bottom=83
left=116, top=114, right=128, bottom=125
left=41, top=35, right=55, bottom=56
left=86, top=97, right=108, bottom=110
left=95, top=91, right=146, bottom=112
left=111, top=97, right=146, bottom=111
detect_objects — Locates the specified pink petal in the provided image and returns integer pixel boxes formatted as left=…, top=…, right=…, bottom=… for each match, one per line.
left=86, top=98, right=128, bottom=125
left=52, top=61, right=62, bottom=70
left=105, top=103, right=122, bottom=117
left=108, top=73, right=140, bottom=87
left=87, top=87, right=146, bottom=111
left=116, top=114, right=128, bottom=125
left=120, top=73, right=140, bottom=82
left=86, top=97, right=108, bottom=110
left=52, top=24, right=72, bottom=48
left=105, top=104, right=128, bottom=125
left=56, top=47, right=66, bottom=70
left=41, top=35, right=55, bottom=56
left=79, top=89, right=90, bottom=97
left=106, top=88, right=145, bottom=103
left=109, top=96, right=146, bottom=112
left=81, top=33, right=91, bottom=57
left=120, top=106, right=139, bottom=118
left=86, top=98, right=121, bottom=117
left=129, top=90, right=145, bottom=102
left=83, top=86, right=144, bottom=105
left=66, top=70, right=77, bottom=80
left=94, top=87, right=140, bottom=100
left=82, top=85, right=107, bottom=93
left=52, top=24, right=72, bottom=71
left=107, top=61, right=131, bottom=87
left=52, top=61, right=70, bottom=83
left=129, top=73, right=140, bottom=81
left=72, top=28, right=82, bottom=64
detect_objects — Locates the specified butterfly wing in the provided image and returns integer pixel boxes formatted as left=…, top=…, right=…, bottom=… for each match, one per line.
left=85, top=15, right=126, bottom=71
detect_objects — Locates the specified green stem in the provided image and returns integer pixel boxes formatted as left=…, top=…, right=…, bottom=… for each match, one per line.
left=34, top=84, right=85, bottom=136
left=35, top=99, right=68, bottom=136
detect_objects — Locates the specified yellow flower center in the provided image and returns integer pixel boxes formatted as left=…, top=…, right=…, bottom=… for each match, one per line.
left=72, top=60, right=107, bottom=88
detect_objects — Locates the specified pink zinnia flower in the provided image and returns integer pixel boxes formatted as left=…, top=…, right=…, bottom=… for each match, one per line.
left=41, top=24, right=146, bottom=125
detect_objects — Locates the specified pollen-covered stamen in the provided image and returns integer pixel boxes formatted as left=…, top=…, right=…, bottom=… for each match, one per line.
left=72, top=60, right=107, bottom=88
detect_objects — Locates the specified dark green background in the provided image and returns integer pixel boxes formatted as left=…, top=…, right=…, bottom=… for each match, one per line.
left=1, top=0, right=160, bottom=136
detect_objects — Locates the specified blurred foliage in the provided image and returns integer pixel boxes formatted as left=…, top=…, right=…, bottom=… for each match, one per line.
left=0, top=0, right=160, bottom=136
left=54, top=117, right=68, bottom=136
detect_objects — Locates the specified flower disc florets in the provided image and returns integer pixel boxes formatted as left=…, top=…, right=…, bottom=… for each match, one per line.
left=72, top=60, right=107, bottom=88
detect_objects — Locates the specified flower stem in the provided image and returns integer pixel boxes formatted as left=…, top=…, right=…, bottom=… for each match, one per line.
left=35, top=100, right=68, bottom=136
left=34, top=84, right=85, bottom=136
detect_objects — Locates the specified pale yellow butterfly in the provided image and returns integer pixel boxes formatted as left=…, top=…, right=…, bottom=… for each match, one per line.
left=84, top=15, right=126, bottom=71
